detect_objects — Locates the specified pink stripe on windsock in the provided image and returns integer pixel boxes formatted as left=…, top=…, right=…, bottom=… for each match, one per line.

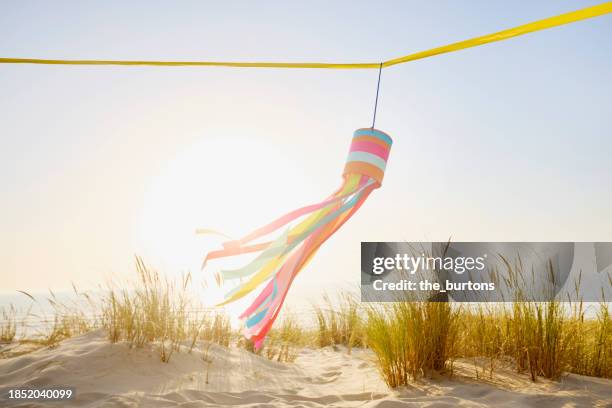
left=349, top=140, right=390, bottom=161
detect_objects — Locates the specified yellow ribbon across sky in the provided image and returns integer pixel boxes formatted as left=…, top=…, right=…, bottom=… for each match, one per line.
left=1, top=2, right=610, bottom=69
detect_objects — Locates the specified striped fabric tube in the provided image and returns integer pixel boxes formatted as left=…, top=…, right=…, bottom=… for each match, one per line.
left=344, top=128, right=392, bottom=184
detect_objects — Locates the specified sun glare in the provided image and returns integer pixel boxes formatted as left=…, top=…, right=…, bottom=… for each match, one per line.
left=132, top=131, right=318, bottom=302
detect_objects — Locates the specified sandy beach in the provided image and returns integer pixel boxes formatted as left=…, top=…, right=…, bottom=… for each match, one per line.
left=1, top=330, right=610, bottom=408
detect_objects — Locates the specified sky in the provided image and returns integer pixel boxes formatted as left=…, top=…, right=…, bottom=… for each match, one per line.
left=1, top=1, right=611, bottom=310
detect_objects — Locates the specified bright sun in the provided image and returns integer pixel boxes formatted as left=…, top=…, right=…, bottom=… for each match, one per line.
left=132, top=131, right=319, bottom=302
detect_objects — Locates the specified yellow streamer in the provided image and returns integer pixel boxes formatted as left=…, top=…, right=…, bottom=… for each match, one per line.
left=1, top=3, right=610, bottom=70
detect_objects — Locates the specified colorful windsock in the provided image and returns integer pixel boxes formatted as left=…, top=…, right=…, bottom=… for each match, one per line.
left=202, top=128, right=392, bottom=348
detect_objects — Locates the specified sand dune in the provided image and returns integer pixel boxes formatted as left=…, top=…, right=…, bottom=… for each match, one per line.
left=1, top=330, right=610, bottom=407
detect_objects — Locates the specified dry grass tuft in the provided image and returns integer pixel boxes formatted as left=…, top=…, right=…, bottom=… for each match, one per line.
left=238, top=312, right=306, bottom=363
left=313, top=293, right=364, bottom=351
left=366, top=299, right=459, bottom=386
left=100, top=256, right=231, bottom=362
left=0, top=305, right=17, bottom=343
left=263, top=313, right=305, bottom=362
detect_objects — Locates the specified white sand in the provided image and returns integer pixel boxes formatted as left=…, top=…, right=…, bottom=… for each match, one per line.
left=1, top=330, right=610, bottom=407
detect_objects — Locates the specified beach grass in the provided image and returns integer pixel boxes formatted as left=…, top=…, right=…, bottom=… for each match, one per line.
left=365, top=299, right=459, bottom=385
left=100, top=256, right=232, bottom=362
left=240, top=312, right=306, bottom=362
left=313, top=293, right=365, bottom=352
left=0, top=305, right=17, bottom=343
left=362, top=257, right=611, bottom=387
left=2, top=257, right=610, bottom=383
